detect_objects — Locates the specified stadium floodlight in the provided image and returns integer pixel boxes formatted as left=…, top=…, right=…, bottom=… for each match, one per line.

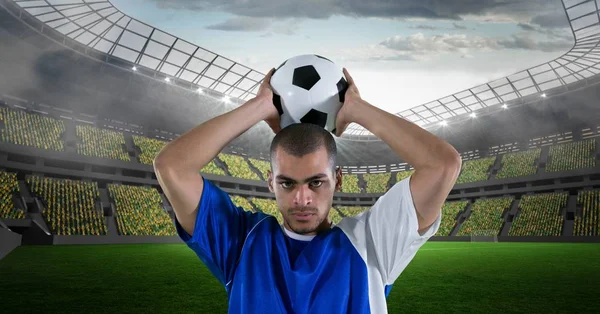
left=132, top=66, right=137, bottom=71
left=197, top=88, right=204, bottom=94
left=222, top=96, right=231, bottom=103
left=502, top=104, right=508, bottom=109
left=165, top=77, right=170, bottom=82
left=541, top=93, right=546, bottom=98
left=470, top=112, right=477, bottom=118
left=440, top=120, right=448, bottom=126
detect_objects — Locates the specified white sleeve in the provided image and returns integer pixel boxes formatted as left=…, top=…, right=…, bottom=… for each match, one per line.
left=338, top=174, right=441, bottom=285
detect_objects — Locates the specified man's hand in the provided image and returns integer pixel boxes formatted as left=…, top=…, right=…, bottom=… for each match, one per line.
left=334, top=68, right=363, bottom=137
left=256, top=68, right=282, bottom=134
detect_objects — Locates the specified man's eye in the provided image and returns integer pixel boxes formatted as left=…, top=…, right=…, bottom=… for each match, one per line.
left=310, top=181, right=323, bottom=188
left=280, top=182, right=293, bottom=189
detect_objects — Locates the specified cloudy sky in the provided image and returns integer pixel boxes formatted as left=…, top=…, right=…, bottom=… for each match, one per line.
left=111, top=0, right=573, bottom=113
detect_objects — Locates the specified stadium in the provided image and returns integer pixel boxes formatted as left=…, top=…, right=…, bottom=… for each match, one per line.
left=0, top=0, right=599, bottom=313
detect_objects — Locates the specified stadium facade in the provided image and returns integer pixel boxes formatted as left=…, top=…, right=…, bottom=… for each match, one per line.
left=1, top=0, right=600, bottom=259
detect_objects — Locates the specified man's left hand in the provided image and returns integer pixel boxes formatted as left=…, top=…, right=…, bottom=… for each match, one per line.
left=334, top=68, right=363, bottom=137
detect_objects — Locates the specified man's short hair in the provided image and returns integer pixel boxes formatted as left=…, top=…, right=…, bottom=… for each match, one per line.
left=270, top=123, right=337, bottom=173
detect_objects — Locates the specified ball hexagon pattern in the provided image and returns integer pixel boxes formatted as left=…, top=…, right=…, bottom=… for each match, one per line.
left=270, top=54, right=348, bottom=133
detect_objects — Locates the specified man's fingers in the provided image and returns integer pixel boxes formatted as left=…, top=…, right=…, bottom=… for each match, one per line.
left=343, top=68, right=354, bottom=86
left=262, top=68, right=276, bottom=87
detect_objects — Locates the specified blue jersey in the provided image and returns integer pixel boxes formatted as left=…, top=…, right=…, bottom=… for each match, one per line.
left=175, top=175, right=440, bottom=314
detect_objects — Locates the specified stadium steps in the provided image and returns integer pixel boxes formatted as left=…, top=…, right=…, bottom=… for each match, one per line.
left=563, top=194, right=578, bottom=236
left=357, top=174, right=367, bottom=193
left=26, top=212, right=51, bottom=235
left=386, top=172, right=395, bottom=189
left=245, top=157, right=265, bottom=181
left=450, top=202, right=472, bottom=236
left=123, top=134, right=138, bottom=161
left=499, top=199, right=519, bottom=236
left=489, top=155, right=503, bottom=180
left=64, top=119, right=77, bottom=154
left=538, top=146, right=550, bottom=173
left=105, top=215, right=118, bottom=236
left=215, top=156, right=232, bottom=177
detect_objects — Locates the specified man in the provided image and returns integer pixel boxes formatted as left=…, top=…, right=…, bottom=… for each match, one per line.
left=154, top=68, right=462, bottom=313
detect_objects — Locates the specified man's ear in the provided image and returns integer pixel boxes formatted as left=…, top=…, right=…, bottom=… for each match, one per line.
left=335, top=167, right=343, bottom=192
left=267, top=170, right=274, bottom=193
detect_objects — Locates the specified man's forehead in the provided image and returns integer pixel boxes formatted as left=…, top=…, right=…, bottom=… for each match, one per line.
left=272, top=147, right=331, bottom=176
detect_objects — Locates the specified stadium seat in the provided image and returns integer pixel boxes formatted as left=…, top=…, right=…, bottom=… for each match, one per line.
left=457, top=196, right=513, bottom=236
left=219, top=153, right=261, bottom=180
left=0, top=170, right=25, bottom=219
left=133, top=135, right=168, bottom=165
left=509, top=192, right=567, bottom=236
left=230, top=195, right=254, bottom=212
left=341, top=174, right=361, bottom=193
left=546, top=139, right=596, bottom=172
left=574, top=189, right=600, bottom=236
left=248, top=158, right=271, bottom=180
left=0, top=106, right=65, bottom=151
left=456, top=157, right=496, bottom=184
left=495, top=148, right=541, bottom=179
left=363, top=173, right=391, bottom=193
left=26, top=175, right=107, bottom=235
left=76, top=124, right=130, bottom=161
left=251, top=197, right=283, bottom=224
left=437, top=201, right=468, bottom=236
left=108, top=184, right=176, bottom=236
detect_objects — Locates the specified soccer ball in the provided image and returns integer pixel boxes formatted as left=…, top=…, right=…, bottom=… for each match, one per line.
left=270, top=54, right=348, bottom=133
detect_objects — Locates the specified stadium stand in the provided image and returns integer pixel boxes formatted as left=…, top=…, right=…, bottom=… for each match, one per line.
left=219, top=153, right=261, bottom=180
left=76, top=124, right=130, bottom=161
left=363, top=173, right=391, bottom=193
left=248, top=158, right=271, bottom=180
left=509, top=192, right=567, bottom=236
left=341, top=174, right=361, bottom=193
left=201, top=160, right=226, bottom=176
left=133, top=135, right=167, bottom=165
left=329, top=208, right=343, bottom=225
left=394, top=170, right=414, bottom=184
left=337, top=206, right=370, bottom=217
left=456, top=196, right=513, bottom=236
left=456, top=156, right=496, bottom=184
left=546, top=138, right=596, bottom=172
left=574, top=189, right=600, bottom=236
left=26, top=175, right=107, bottom=235
left=495, top=148, right=541, bottom=179
left=0, top=170, right=24, bottom=219
left=230, top=195, right=254, bottom=212
left=108, top=184, right=176, bottom=236
left=437, top=201, right=468, bottom=236
left=251, top=197, right=283, bottom=224
left=0, top=106, right=65, bottom=151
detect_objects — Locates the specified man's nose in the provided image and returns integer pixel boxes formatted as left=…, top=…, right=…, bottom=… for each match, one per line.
left=293, top=184, right=312, bottom=206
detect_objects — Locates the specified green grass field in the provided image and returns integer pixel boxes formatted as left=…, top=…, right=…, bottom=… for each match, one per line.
left=1, top=242, right=598, bottom=313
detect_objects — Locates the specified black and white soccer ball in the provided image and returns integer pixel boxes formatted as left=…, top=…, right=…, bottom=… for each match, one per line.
left=270, top=54, right=348, bottom=133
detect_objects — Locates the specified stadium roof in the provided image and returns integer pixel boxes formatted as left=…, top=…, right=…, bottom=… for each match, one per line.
left=8, top=0, right=600, bottom=142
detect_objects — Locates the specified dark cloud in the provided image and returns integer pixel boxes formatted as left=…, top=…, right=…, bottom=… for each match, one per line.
left=149, top=0, right=565, bottom=23
left=531, top=11, right=570, bottom=28
left=517, top=23, right=536, bottom=31
left=453, top=22, right=467, bottom=30
left=379, top=32, right=572, bottom=55
left=205, top=17, right=270, bottom=31
left=410, top=24, right=438, bottom=30
left=517, top=22, right=573, bottom=42
left=497, top=34, right=572, bottom=52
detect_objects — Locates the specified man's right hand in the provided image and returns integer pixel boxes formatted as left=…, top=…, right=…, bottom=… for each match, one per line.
left=256, top=68, right=281, bottom=134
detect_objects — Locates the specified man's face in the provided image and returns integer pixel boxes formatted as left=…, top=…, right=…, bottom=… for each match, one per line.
left=267, top=146, right=342, bottom=235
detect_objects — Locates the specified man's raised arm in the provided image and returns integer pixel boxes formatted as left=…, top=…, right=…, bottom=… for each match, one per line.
left=153, top=69, right=280, bottom=236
